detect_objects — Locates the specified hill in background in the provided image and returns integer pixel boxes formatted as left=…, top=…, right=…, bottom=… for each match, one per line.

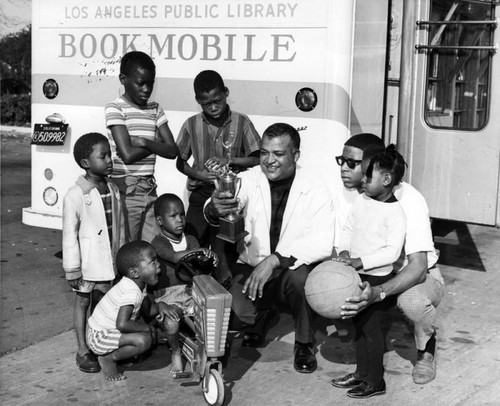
left=0, top=0, right=31, bottom=38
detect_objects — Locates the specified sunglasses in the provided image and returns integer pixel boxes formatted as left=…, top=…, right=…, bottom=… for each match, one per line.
left=335, top=155, right=362, bottom=170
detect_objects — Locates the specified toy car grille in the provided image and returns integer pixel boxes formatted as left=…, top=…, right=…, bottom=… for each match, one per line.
left=192, top=275, right=232, bottom=357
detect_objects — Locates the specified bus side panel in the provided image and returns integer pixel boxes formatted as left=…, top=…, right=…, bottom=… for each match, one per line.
left=351, top=0, right=390, bottom=136
left=26, top=0, right=355, bottom=228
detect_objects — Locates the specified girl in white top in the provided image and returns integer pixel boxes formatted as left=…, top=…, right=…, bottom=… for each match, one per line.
left=338, top=144, right=407, bottom=273
left=334, top=144, right=407, bottom=399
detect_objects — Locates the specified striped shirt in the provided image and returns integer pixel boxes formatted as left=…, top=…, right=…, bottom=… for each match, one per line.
left=176, top=108, right=261, bottom=173
left=100, top=190, right=113, bottom=244
left=105, top=95, right=168, bottom=177
left=88, top=277, right=145, bottom=331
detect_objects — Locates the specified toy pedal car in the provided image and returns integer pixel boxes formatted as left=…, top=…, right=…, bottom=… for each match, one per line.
left=174, top=253, right=232, bottom=406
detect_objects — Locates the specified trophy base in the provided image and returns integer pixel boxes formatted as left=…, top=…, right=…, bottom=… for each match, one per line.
left=216, top=216, right=248, bottom=244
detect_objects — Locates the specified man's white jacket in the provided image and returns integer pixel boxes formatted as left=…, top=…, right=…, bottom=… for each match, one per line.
left=236, top=165, right=335, bottom=269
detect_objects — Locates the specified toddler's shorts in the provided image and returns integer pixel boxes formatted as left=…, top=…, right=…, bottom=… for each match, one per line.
left=87, top=325, right=121, bottom=356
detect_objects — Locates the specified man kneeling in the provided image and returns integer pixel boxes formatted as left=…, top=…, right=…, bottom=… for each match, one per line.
left=204, top=123, right=335, bottom=373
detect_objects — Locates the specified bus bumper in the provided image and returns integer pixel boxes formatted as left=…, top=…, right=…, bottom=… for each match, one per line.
left=22, top=207, right=62, bottom=230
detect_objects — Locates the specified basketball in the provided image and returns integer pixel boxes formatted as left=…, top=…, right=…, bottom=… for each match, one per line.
left=305, top=260, right=362, bottom=319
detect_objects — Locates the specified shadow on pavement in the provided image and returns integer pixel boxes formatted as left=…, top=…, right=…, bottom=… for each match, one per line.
left=432, top=219, right=486, bottom=272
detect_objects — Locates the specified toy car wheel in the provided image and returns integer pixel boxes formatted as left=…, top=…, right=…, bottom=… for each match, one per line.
left=203, top=369, right=224, bottom=406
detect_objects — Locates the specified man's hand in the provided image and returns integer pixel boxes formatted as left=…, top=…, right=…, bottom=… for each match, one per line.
left=210, top=189, right=239, bottom=218
left=340, top=281, right=378, bottom=319
left=242, top=255, right=280, bottom=301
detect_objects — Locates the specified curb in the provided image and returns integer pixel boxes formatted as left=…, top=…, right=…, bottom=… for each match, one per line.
left=0, top=125, right=32, bottom=139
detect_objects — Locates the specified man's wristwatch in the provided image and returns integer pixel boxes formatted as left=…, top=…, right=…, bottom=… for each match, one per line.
left=377, top=285, right=386, bottom=301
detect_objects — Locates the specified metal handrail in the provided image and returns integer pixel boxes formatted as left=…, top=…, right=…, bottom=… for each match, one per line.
left=415, top=44, right=498, bottom=51
left=417, top=19, right=498, bottom=26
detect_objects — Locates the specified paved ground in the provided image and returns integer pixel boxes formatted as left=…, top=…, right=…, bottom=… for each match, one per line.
left=1, top=132, right=500, bottom=405
left=1, top=131, right=73, bottom=355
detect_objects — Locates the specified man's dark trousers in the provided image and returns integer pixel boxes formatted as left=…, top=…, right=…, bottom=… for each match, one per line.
left=229, top=262, right=315, bottom=344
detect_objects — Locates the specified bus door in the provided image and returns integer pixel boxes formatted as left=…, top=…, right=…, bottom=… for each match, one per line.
left=403, top=0, right=499, bottom=225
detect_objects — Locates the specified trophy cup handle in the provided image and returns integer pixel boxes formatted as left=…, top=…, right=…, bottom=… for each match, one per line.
left=214, top=178, right=221, bottom=192
left=234, top=177, right=241, bottom=198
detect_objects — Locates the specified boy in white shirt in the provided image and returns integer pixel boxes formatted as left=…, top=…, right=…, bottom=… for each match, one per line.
left=87, top=241, right=171, bottom=381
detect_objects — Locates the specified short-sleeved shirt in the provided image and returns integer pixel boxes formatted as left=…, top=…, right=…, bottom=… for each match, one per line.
left=105, top=95, right=168, bottom=177
left=393, top=182, right=439, bottom=271
left=88, top=277, right=145, bottom=331
left=176, top=108, right=260, bottom=174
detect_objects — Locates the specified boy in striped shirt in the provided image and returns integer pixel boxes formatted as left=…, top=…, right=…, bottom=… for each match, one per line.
left=105, top=51, right=179, bottom=243
left=176, top=70, right=261, bottom=282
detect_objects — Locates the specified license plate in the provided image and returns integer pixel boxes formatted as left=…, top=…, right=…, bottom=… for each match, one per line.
left=32, top=123, right=69, bottom=145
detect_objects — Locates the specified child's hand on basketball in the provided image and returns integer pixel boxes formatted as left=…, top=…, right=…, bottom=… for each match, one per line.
left=337, top=250, right=350, bottom=260
left=337, top=255, right=363, bottom=271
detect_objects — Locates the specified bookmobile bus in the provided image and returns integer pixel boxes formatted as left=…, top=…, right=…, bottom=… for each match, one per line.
left=23, top=0, right=500, bottom=230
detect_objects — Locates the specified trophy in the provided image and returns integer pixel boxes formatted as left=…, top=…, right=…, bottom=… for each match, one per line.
left=211, top=131, right=248, bottom=243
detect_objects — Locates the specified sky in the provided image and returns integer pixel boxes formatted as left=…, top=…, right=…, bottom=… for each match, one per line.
left=0, top=0, right=31, bottom=38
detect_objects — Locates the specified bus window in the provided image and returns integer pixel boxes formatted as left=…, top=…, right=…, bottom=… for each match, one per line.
left=422, top=0, right=495, bottom=130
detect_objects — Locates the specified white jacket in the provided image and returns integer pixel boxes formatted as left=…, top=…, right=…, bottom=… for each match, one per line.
left=63, top=176, right=125, bottom=281
left=236, top=166, right=335, bottom=269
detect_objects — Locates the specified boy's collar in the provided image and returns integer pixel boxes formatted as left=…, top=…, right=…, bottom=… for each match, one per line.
left=76, top=175, right=109, bottom=195
left=121, top=93, right=150, bottom=109
left=160, top=229, right=184, bottom=245
left=202, top=106, right=232, bottom=126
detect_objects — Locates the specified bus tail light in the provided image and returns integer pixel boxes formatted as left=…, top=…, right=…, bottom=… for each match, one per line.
left=43, top=187, right=58, bottom=206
